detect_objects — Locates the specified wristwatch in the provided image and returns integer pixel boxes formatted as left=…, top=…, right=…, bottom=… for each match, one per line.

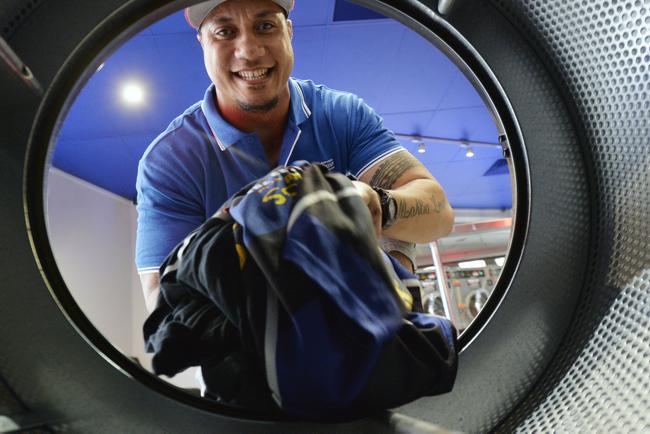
left=372, top=187, right=397, bottom=229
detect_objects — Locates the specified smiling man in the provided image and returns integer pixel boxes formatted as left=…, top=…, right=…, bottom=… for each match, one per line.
left=135, top=0, right=454, bottom=313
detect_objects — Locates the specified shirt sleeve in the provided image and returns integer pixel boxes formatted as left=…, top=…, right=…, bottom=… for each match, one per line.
left=135, top=143, right=205, bottom=273
left=344, top=95, right=405, bottom=179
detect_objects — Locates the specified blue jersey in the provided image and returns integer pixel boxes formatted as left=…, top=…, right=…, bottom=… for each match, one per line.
left=135, top=78, right=404, bottom=272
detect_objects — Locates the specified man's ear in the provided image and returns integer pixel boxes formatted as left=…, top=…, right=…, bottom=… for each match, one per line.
left=287, top=18, right=293, bottom=39
left=196, top=32, right=203, bottom=46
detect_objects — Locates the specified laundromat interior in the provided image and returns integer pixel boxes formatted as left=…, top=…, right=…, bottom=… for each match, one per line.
left=0, top=0, right=649, bottom=432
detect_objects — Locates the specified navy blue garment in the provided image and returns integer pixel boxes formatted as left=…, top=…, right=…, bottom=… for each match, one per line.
left=143, top=163, right=457, bottom=418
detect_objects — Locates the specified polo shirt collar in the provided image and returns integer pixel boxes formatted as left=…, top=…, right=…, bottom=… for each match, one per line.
left=201, top=78, right=312, bottom=152
left=288, top=77, right=311, bottom=126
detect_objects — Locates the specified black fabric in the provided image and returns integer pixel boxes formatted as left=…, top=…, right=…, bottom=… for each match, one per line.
left=408, top=285, right=425, bottom=313
left=143, top=164, right=458, bottom=417
left=353, top=320, right=458, bottom=410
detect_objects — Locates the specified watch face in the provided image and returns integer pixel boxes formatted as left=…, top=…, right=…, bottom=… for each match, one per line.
left=384, top=194, right=397, bottom=227
left=387, top=197, right=396, bottom=219
left=375, top=187, right=396, bottom=228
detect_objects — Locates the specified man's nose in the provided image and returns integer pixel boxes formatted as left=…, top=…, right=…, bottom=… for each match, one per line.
left=234, top=31, right=265, bottom=61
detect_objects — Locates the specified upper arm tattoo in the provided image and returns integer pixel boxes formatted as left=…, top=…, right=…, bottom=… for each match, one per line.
left=369, top=152, right=420, bottom=189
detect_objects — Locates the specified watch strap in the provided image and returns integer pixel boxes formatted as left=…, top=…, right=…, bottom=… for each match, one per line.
left=372, top=187, right=396, bottom=229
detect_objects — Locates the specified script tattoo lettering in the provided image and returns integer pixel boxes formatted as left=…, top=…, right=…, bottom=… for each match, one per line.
left=397, top=198, right=431, bottom=219
left=369, top=152, right=419, bottom=189
left=431, top=195, right=443, bottom=213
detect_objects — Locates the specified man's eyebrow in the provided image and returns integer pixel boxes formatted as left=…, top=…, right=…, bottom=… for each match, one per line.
left=207, top=10, right=279, bottom=24
left=210, top=15, right=233, bottom=24
left=255, top=10, right=281, bottom=19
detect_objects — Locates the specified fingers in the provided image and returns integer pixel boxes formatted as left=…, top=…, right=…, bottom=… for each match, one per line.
left=367, top=192, right=382, bottom=237
left=352, top=181, right=382, bottom=236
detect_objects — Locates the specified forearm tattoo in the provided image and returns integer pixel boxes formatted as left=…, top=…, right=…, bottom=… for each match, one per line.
left=397, top=198, right=431, bottom=219
left=431, top=195, right=443, bottom=213
left=369, top=152, right=419, bottom=189
left=370, top=151, right=446, bottom=220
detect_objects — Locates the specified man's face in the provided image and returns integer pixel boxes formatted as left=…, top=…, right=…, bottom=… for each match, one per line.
left=198, top=0, right=294, bottom=113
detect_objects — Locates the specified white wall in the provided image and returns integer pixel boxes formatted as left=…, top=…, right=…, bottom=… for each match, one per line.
left=46, top=168, right=198, bottom=389
left=47, top=168, right=137, bottom=354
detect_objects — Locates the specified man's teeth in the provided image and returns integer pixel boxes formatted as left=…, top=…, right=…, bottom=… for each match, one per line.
left=237, top=69, right=269, bottom=80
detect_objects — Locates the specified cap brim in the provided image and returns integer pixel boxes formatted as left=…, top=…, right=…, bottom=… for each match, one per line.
left=185, top=1, right=221, bottom=29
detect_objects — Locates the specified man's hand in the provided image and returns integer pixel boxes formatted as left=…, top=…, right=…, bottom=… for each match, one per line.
left=352, top=180, right=382, bottom=237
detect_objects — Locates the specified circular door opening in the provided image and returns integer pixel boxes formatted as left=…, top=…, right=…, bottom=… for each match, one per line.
left=24, top=0, right=529, bottom=420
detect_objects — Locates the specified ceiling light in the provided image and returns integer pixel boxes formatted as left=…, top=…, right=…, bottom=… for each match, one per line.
left=494, top=257, right=505, bottom=267
left=457, top=259, right=487, bottom=269
left=121, top=82, right=145, bottom=105
left=417, top=142, right=426, bottom=153
left=465, top=146, right=475, bottom=158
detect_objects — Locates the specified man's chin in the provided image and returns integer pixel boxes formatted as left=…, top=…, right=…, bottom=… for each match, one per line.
left=237, top=96, right=280, bottom=113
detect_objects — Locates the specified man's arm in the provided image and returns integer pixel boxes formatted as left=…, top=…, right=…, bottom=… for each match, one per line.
left=139, top=272, right=160, bottom=314
left=354, top=149, right=454, bottom=244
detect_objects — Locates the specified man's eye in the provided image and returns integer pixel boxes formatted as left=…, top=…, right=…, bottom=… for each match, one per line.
left=214, top=28, right=234, bottom=37
left=257, top=22, right=275, bottom=31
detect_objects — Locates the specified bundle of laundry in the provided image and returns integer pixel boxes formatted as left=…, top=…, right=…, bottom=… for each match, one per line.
left=143, top=162, right=458, bottom=418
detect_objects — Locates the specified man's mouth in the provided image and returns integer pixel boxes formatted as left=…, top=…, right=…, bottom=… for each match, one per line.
left=234, top=67, right=273, bottom=82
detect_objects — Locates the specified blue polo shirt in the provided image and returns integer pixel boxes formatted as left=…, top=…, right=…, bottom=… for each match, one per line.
left=135, top=78, right=404, bottom=272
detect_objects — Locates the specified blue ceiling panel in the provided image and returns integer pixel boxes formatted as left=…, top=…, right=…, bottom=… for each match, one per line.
left=102, top=34, right=161, bottom=79
left=52, top=135, right=152, bottom=200
left=436, top=75, right=486, bottom=110
left=99, top=90, right=168, bottom=139
left=443, top=158, right=504, bottom=195
left=445, top=158, right=503, bottom=178
left=291, top=0, right=335, bottom=26
left=419, top=163, right=449, bottom=179
left=432, top=166, right=512, bottom=209
left=400, top=140, right=462, bottom=165
left=451, top=145, right=503, bottom=162
left=381, top=111, right=436, bottom=137
left=56, top=76, right=121, bottom=141
left=149, top=33, right=206, bottom=85
left=466, top=173, right=513, bottom=195
left=429, top=168, right=471, bottom=197
left=58, top=32, right=208, bottom=142
left=434, top=160, right=512, bottom=209
left=291, top=27, right=327, bottom=81
left=333, top=0, right=387, bottom=21
left=148, top=10, right=195, bottom=35
left=426, top=107, right=499, bottom=143
left=113, top=82, right=205, bottom=137
left=483, top=159, right=509, bottom=176
left=375, top=29, right=459, bottom=114
left=58, top=35, right=161, bottom=141
left=319, top=21, right=405, bottom=109
left=453, top=169, right=513, bottom=209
